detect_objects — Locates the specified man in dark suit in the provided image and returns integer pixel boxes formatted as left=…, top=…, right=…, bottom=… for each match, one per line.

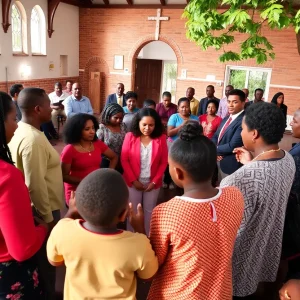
left=197, top=85, right=220, bottom=116
left=105, top=83, right=126, bottom=107
left=10, top=84, right=24, bottom=122
left=212, top=89, right=246, bottom=177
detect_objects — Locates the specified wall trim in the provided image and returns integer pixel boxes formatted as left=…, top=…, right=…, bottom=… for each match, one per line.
left=270, top=84, right=300, bottom=90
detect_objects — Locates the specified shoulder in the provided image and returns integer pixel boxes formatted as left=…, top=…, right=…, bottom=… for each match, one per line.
left=0, top=161, right=23, bottom=183
left=171, top=103, right=177, bottom=108
left=124, top=132, right=134, bottom=140
left=199, top=114, right=206, bottom=121
left=169, top=113, right=178, bottom=120
left=200, top=97, right=207, bottom=102
left=64, top=95, right=72, bottom=103
left=83, top=96, right=91, bottom=102
left=52, top=218, right=77, bottom=235
left=156, top=103, right=163, bottom=108
left=61, top=144, right=74, bottom=155
left=220, top=186, right=244, bottom=199
left=190, top=115, right=199, bottom=120
left=48, top=91, right=55, bottom=98
left=94, top=139, right=108, bottom=149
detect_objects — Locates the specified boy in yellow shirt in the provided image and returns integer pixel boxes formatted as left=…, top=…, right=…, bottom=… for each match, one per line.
left=47, top=169, right=158, bottom=300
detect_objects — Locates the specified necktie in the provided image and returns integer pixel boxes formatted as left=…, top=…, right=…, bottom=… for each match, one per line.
left=218, top=117, right=232, bottom=144
left=117, top=96, right=122, bottom=106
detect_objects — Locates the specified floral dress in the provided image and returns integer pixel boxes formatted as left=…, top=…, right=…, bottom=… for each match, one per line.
left=0, top=258, right=43, bottom=299
left=97, top=123, right=127, bottom=171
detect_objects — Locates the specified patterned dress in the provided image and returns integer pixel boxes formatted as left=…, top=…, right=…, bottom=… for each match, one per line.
left=148, top=187, right=244, bottom=299
left=220, top=152, right=296, bottom=297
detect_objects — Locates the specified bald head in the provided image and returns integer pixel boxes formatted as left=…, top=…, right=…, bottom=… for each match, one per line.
left=72, top=82, right=82, bottom=100
left=116, top=83, right=125, bottom=97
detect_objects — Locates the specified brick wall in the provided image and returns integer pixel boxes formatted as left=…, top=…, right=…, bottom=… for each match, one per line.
left=79, top=8, right=300, bottom=115
left=0, top=76, right=79, bottom=95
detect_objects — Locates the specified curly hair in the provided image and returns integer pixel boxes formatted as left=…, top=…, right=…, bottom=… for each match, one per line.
left=0, top=92, right=14, bottom=165
left=131, top=108, right=164, bottom=138
left=100, top=103, right=124, bottom=125
left=76, top=169, right=129, bottom=226
left=63, top=113, right=99, bottom=144
left=125, top=91, right=138, bottom=101
left=170, top=121, right=215, bottom=182
left=244, top=102, right=285, bottom=145
left=206, top=99, right=219, bottom=112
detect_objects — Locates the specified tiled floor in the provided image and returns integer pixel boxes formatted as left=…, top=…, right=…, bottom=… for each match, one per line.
left=52, top=132, right=300, bottom=300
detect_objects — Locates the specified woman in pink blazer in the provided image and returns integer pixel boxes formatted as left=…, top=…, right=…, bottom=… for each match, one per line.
left=121, top=108, right=168, bottom=235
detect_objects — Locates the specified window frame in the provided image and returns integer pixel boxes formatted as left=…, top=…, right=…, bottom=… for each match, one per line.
left=30, top=5, right=46, bottom=56
left=224, top=65, right=272, bottom=101
left=11, top=1, right=28, bottom=55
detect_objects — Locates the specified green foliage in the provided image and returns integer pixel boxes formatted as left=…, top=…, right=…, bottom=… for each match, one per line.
left=183, top=0, right=300, bottom=64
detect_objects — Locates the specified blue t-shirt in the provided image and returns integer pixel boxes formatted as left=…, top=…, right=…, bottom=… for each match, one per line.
left=167, top=113, right=199, bottom=141
left=123, top=107, right=139, bottom=114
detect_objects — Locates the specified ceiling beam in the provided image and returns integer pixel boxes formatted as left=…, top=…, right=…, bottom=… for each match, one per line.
left=47, top=0, right=61, bottom=38
left=86, top=4, right=186, bottom=9
left=160, top=0, right=166, bottom=5
left=60, top=0, right=80, bottom=6
left=1, top=0, right=12, bottom=33
left=126, top=0, right=133, bottom=4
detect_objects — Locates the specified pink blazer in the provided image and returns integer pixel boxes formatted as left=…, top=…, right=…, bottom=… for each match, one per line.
left=121, top=132, right=168, bottom=188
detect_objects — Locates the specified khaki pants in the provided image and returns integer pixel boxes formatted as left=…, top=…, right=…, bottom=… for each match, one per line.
left=51, top=109, right=66, bottom=128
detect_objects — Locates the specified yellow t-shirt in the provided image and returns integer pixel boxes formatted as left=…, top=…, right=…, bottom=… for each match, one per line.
left=189, top=97, right=199, bottom=116
left=47, top=219, right=158, bottom=300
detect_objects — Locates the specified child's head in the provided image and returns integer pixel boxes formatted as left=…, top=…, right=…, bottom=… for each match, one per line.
left=143, top=99, right=156, bottom=109
left=168, top=121, right=216, bottom=187
left=76, top=169, right=129, bottom=227
left=125, top=92, right=138, bottom=112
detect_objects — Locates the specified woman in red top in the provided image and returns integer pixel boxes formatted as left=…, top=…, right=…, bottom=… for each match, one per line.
left=61, top=114, right=118, bottom=205
left=199, top=99, right=222, bottom=139
left=0, top=92, right=48, bottom=299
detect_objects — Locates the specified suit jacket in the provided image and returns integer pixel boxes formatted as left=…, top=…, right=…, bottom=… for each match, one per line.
left=212, top=111, right=245, bottom=175
left=13, top=100, right=22, bottom=122
left=121, top=132, right=168, bottom=188
left=105, top=93, right=126, bottom=107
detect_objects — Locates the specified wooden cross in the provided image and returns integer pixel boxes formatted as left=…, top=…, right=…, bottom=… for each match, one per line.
left=147, top=9, right=169, bottom=41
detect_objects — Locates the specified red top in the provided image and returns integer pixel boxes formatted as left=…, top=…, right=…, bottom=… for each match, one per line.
left=61, top=140, right=108, bottom=203
left=121, top=133, right=168, bottom=188
left=0, top=160, right=47, bottom=262
left=199, top=114, right=222, bottom=139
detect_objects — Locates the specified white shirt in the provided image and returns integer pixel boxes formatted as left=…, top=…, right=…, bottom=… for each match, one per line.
left=139, top=141, right=152, bottom=184
left=48, top=91, right=69, bottom=105
left=217, top=110, right=244, bottom=144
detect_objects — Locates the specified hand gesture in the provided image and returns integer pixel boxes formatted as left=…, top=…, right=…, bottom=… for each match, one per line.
left=233, top=147, right=253, bottom=165
left=279, top=279, right=300, bottom=300
left=144, top=182, right=155, bottom=192
left=133, top=180, right=145, bottom=191
left=217, top=156, right=223, bottom=161
left=65, top=191, right=81, bottom=219
left=128, top=203, right=146, bottom=234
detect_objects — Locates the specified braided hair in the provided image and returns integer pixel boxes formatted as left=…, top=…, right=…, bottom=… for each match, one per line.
left=0, top=92, right=14, bottom=165
left=100, top=103, right=124, bottom=125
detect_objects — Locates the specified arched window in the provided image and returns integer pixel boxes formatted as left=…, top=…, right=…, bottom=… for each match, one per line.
left=31, top=5, right=46, bottom=55
left=11, top=1, right=27, bottom=53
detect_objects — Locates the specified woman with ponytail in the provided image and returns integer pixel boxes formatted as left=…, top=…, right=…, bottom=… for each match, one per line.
left=0, top=92, right=48, bottom=299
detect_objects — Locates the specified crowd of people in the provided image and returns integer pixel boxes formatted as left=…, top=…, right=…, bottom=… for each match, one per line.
left=0, top=80, right=299, bottom=300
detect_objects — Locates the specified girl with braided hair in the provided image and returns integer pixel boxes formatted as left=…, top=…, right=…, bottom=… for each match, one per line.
left=0, top=92, right=48, bottom=298
left=97, top=103, right=127, bottom=171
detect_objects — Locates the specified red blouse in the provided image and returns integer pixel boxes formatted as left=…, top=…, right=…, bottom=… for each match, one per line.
left=199, top=114, right=222, bottom=139
left=61, top=140, right=108, bottom=203
left=0, top=160, right=47, bottom=262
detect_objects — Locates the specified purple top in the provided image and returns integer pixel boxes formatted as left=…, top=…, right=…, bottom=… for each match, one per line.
left=217, top=97, right=229, bottom=119
left=156, top=103, right=177, bottom=125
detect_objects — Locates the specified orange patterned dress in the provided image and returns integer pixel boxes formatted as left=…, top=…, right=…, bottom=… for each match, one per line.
left=148, top=187, right=244, bottom=300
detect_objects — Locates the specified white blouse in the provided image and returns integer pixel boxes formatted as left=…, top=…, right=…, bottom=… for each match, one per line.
left=139, top=141, right=152, bottom=183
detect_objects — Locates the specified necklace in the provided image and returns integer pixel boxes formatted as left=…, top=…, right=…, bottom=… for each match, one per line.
left=252, top=148, right=281, bottom=161
left=79, top=142, right=93, bottom=156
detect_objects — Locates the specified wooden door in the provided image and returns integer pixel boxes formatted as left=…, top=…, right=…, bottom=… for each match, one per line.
left=89, top=72, right=101, bottom=114
left=134, top=59, right=163, bottom=106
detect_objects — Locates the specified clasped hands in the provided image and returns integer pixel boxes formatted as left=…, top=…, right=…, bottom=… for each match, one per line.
left=132, top=180, right=155, bottom=192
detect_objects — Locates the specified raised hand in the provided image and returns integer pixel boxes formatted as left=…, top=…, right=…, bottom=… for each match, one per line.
left=128, top=203, right=146, bottom=234
left=233, top=147, right=253, bottom=165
